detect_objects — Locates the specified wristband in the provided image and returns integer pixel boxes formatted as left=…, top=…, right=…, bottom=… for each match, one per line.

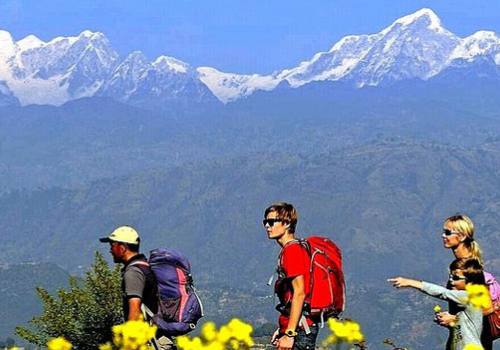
left=285, top=329, right=298, bottom=338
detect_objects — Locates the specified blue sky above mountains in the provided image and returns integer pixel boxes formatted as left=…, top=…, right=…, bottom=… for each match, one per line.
left=2, top=0, right=500, bottom=73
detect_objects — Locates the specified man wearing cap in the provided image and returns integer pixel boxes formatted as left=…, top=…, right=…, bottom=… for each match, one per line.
left=100, top=226, right=176, bottom=349
left=99, top=225, right=158, bottom=321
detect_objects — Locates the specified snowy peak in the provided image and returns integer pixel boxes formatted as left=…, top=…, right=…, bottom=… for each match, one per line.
left=99, top=51, right=218, bottom=108
left=201, top=7, right=498, bottom=101
left=79, top=30, right=100, bottom=38
left=0, top=30, right=16, bottom=59
left=346, top=8, right=459, bottom=86
left=277, top=7, right=460, bottom=89
left=388, top=8, right=444, bottom=33
left=449, top=31, right=500, bottom=63
left=278, top=34, right=380, bottom=87
left=153, top=56, right=189, bottom=73
left=17, top=35, right=45, bottom=51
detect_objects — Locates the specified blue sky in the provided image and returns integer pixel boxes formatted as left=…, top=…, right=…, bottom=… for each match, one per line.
left=2, top=0, right=500, bottom=74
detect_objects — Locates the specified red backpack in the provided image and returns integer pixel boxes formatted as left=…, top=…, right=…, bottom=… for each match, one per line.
left=278, top=236, right=345, bottom=320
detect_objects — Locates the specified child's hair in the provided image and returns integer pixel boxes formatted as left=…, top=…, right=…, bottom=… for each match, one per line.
left=449, top=258, right=485, bottom=285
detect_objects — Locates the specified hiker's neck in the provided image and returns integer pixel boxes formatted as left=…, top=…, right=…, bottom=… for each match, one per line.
left=278, top=232, right=296, bottom=247
left=123, top=251, right=140, bottom=263
left=453, top=244, right=471, bottom=259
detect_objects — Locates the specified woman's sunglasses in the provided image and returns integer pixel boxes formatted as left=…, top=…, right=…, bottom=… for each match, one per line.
left=442, top=229, right=460, bottom=236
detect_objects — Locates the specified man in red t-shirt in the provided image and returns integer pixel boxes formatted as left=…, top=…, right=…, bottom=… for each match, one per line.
left=264, top=202, right=318, bottom=350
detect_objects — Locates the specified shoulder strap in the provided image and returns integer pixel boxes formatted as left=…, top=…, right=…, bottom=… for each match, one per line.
left=129, top=260, right=150, bottom=267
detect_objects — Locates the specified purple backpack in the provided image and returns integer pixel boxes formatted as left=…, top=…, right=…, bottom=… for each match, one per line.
left=140, top=248, right=204, bottom=336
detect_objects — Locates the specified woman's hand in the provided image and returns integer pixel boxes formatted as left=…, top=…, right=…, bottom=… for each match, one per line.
left=435, top=312, right=457, bottom=327
left=388, top=277, right=423, bottom=289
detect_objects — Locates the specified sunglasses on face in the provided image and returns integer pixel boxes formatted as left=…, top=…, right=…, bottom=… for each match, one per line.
left=263, top=218, right=286, bottom=227
left=442, top=229, right=460, bottom=236
left=449, top=274, right=467, bottom=281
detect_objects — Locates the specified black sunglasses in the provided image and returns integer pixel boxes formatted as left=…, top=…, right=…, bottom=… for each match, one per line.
left=449, top=274, right=467, bottom=281
left=442, top=229, right=459, bottom=236
left=263, top=218, right=286, bottom=227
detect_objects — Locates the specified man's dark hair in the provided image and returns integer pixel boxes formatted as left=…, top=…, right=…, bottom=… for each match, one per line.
left=264, top=202, right=298, bottom=233
left=124, top=243, right=140, bottom=253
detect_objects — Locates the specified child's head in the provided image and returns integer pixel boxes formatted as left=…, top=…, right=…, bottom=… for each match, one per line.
left=448, top=258, right=485, bottom=290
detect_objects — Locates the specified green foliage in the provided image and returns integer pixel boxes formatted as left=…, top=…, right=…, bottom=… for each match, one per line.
left=16, top=252, right=122, bottom=349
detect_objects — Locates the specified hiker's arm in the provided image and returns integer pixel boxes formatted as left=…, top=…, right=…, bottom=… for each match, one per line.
left=127, top=297, right=142, bottom=321
left=388, top=277, right=423, bottom=290
left=391, top=278, right=469, bottom=306
left=277, top=275, right=306, bottom=350
left=421, top=282, right=468, bottom=306
left=288, top=274, right=306, bottom=330
left=123, top=267, right=146, bottom=320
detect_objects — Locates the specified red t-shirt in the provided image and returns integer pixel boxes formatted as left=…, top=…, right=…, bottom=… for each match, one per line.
left=275, top=241, right=313, bottom=332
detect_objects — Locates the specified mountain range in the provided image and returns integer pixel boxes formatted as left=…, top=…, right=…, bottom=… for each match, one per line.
left=0, top=8, right=499, bottom=107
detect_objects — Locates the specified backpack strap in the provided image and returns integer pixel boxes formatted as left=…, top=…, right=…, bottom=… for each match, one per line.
left=128, top=260, right=150, bottom=268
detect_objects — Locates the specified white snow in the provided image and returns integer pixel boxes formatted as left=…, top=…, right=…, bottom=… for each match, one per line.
left=449, top=31, right=500, bottom=62
left=382, top=36, right=397, bottom=54
left=0, top=30, right=16, bottom=59
left=389, top=8, right=443, bottom=33
left=153, top=56, right=189, bottom=73
left=1, top=8, right=500, bottom=105
left=197, top=67, right=280, bottom=103
left=17, top=35, right=45, bottom=51
left=7, top=75, right=70, bottom=105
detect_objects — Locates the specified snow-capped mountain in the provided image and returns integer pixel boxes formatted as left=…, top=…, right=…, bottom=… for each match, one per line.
left=0, top=30, right=119, bottom=105
left=344, top=8, right=459, bottom=86
left=278, top=34, right=381, bottom=88
left=203, top=8, right=500, bottom=101
left=100, top=53, right=217, bottom=108
left=449, top=31, right=500, bottom=64
left=0, top=8, right=499, bottom=107
left=0, top=30, right=218, bottom=107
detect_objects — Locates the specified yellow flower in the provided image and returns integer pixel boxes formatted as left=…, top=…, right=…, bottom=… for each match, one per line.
left=112, top=319, right=157, bottom=350
left=98, top=342, right=113, bottom=350
left=226, top=318, right=254, bottom=347
left=466, top=284, right=492, bottom=310
left=216, top=325, right=232, bottom=343
left=326, top=318, right=364, bottom=344
left=177, top=319, right=254, bottom=350
left=434, top=305, right=442, bottom=313
left=200, top=322, right=218, bottom=342
left=177, top=336, right=204, bottom=350
left=344, top=321, right=364, bottom=343
left=204, top=341, right=224, bottom=350
left=47, top=337, right=72, bottom=350
left=463, top=343, right=484, bottom=350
